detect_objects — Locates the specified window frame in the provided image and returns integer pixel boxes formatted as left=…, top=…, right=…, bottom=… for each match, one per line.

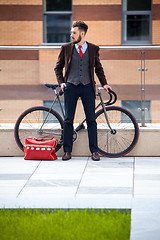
left=43, top=0, right=72, bottom=45
left=122, top=1, right=152, bottom=45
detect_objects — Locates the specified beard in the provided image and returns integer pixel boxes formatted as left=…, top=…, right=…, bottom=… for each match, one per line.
left=72, top=34, right=82, bottom=44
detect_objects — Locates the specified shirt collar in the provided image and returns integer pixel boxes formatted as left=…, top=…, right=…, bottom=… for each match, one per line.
left=75, top=41, right=87, bottom=50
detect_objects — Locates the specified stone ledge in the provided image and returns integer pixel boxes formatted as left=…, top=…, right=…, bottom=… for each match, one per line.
left=0, top=124, right=160, bottom=157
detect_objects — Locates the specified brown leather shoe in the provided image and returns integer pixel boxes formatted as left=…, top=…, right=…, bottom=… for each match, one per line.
left=92, top=152, right=100, bottom=161
left=62, top=152, right=71, bottom=161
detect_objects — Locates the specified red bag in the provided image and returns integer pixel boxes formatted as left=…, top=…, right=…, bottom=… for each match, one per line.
left=24, top=137, right=58, bottom=160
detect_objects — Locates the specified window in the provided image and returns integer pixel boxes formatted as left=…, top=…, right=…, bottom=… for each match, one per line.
left=44, top=100, right=64, bottom=123
left=43, top=0, right=72, bottom=44
left=122, top=0, right=152, bottom=45
left=122, top=100, right=151, bottom=123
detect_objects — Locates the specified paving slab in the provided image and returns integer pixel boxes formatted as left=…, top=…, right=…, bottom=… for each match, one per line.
left=0, top=156, right=133, bottom=209
left=1, top=156, right=160, bottom=240
left=130, top=157, right=160, bottom=240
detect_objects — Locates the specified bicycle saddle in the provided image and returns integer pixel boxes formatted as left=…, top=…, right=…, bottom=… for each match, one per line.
left=45, top=83, right=59, bottom=89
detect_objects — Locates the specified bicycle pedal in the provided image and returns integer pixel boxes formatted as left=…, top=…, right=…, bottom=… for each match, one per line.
left=75, top=123, right=85, bottom=131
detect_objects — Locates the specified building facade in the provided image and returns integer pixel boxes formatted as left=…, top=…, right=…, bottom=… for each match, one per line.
left=0, top=0, right=160, bottom=123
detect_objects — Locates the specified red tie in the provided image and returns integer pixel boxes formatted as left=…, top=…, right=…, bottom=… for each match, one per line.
left=79, top=45, right=83, bottom=57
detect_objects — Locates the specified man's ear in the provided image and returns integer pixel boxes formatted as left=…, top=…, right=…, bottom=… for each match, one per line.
left=81, top=31, right=85, bottom=37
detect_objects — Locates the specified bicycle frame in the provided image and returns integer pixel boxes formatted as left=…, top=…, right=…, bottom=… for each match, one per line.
left=39, top=88, right=65, bottom=133
left=47, top=87, right=114, bottom=134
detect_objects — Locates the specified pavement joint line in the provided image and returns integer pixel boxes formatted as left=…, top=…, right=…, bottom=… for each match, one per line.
left=16, top=160, right=42, bottom=199
left=74, top=156, right=89, bottom=197
left=132, top=157, right=136, bottom=198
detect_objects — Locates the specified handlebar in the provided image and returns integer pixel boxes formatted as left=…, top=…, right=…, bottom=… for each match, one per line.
left=108, top=89, right=117, bottom=105
left=97, top=87, right=117, bottom=105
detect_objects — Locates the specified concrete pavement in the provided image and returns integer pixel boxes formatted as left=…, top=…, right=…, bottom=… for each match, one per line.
left=0, top=156, right=160, bottom=239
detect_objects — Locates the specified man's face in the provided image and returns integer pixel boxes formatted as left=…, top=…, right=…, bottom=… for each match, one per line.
left=71, top=27, right=82, bottom=44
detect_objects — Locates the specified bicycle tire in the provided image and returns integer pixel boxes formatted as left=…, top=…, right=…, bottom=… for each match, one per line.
left=95, top=106, right=139, bottom=157
left=14, top=106, right=64, bottom=152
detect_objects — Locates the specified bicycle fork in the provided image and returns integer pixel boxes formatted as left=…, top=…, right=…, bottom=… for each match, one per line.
left=98, top=91, right=116, bottom=135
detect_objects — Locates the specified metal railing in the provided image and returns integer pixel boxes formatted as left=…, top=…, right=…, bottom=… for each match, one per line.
left=0, top=45, right=160, bottom=50
left=0, top=45, right=160, bottom=126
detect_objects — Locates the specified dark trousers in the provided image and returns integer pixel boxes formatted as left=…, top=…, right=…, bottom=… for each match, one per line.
left=63, top=83, right=98, bottom=153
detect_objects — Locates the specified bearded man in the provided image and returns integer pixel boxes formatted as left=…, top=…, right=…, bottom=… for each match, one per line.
left=54, top=21, right=112, bottom=161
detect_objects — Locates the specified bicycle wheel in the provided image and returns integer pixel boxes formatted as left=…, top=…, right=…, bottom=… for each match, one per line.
left=96, top=106, right=139, bottom=157
left=14, top=106, right=64, bottom=152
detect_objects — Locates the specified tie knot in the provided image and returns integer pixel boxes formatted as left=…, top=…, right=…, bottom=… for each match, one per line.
left=79, top=45, right=82, bottom=49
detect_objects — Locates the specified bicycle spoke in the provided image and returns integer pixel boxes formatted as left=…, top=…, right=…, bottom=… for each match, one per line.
left=15, top=107, right=64, bottom=152
left=96, top=106, right=139, bottom=157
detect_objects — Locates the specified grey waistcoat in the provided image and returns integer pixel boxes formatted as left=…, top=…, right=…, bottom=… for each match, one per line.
left=67, top=47, right=91, bottom=85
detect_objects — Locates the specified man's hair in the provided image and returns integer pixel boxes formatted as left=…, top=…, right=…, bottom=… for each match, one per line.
left=72, top=21, right=88, bottom=34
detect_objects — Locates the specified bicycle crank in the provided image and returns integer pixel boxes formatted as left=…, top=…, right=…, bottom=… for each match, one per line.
left=73, top=130, right=78, bottom=142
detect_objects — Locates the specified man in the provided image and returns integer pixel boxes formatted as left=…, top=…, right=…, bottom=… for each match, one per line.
left=54, top=21, right=112, bottom=161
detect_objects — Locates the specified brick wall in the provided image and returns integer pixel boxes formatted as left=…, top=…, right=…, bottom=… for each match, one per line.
left=0, top=0, right=43, bottom=46
left=73, top=2, right=121, bottom=46
left=0, top=0, right=160, bottom=123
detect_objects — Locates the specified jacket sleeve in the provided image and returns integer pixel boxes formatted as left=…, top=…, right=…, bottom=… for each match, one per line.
left=95, top=47, right=108, bottom=86
left=54, top=46, right=65, bottom=85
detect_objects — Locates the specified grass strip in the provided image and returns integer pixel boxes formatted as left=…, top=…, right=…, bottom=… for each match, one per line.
left=0, top=208, right=131, bottom=240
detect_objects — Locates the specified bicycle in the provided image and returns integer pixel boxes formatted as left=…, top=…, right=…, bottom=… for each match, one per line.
left=14, top=83, right=139, bottom=158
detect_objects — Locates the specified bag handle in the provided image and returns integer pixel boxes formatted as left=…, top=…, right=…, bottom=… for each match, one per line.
left=34, top=135, right=54, bottom=141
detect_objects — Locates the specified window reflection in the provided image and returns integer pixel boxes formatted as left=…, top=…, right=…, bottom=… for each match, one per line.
left=122, top=0, right=152, bottom=45
left=46, top=0, right=72, bottom=11
left=127, top=0, right=151, bottom=11
left=44, top=0, right=72, bottom=43
left=46, top=15, right=71, bottom=43
left=127, top=15, right=150, bottom=41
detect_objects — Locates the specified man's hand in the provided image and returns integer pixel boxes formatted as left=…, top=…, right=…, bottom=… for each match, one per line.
left=61, top=83, right=66, bottom=92
left=103, top=84, right=112, bottom=92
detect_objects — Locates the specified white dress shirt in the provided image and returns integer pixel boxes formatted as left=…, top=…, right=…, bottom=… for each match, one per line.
left=75, top=41, right=88, bottom=55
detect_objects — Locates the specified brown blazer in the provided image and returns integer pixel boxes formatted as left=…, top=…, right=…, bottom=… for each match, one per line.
left=54, top=42, right=107, bottom=95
